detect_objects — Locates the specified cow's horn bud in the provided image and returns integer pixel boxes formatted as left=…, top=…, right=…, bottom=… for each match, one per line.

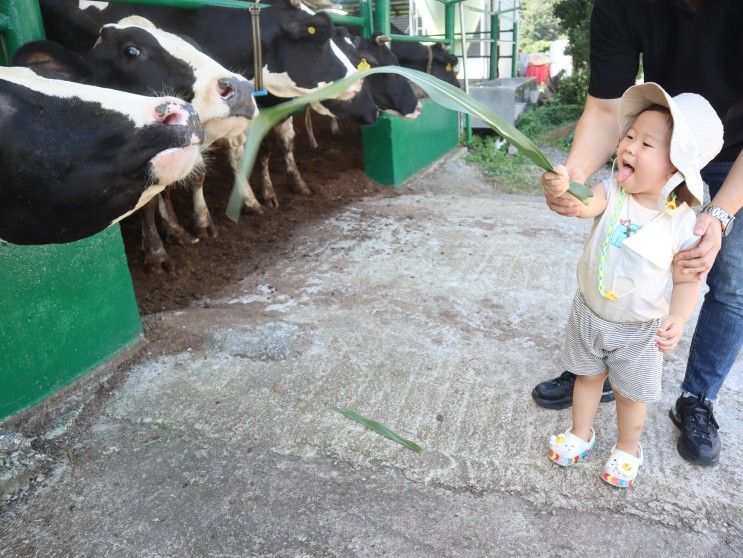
left=375, top=34, right=390, bottom=45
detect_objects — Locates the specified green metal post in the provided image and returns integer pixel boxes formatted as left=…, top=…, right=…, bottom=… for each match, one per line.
left=373, top=0, right=390, bottom=38
left=489, top=13, right=499, bottom=79
left=0, top=0, right=45, bottom=66
left=359, top=0, right=373, bottom=39
left=444, top=2, right=456, bottom=47
left=511, top=18, right=519, bottom=77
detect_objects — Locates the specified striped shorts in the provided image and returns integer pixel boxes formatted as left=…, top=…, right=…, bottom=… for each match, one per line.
left=561, top=291, right=664, bottom=403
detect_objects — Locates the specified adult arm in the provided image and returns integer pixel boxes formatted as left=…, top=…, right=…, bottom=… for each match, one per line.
left=542, top=95, right=620, bottom=216
left=675, top=150, right=743, bottom=275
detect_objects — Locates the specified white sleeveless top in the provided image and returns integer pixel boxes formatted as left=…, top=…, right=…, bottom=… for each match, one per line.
left=577, top=178, right=698, bottom=322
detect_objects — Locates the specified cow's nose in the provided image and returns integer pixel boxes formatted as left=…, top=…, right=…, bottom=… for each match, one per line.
left=155, top=101, right=204, bottom=144
left=217, top=77, right=257, bottom=119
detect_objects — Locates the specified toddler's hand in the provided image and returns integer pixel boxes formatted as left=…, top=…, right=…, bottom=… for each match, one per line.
left=542, top=164, right=571, bottom=200
left=656, top=315, right=685, bottom=353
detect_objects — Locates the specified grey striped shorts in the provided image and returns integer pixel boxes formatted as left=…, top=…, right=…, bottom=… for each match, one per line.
left=561, top=291, right=664, bottom=403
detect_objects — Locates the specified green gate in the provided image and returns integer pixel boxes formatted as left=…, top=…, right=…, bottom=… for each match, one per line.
left=0, top=0, right=142, bottom=420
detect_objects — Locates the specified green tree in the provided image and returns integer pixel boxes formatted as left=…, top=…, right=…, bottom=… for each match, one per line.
left=553, top=0, right=593, bottom=72
left=520, top=0, right=564, bottom=53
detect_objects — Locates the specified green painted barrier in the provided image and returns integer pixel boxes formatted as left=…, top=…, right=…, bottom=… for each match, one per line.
left=0, top=229, right=142, bottom=420
left=362, top=99, right=459, bottom=186
left=0, top=0, right=142, bottom=421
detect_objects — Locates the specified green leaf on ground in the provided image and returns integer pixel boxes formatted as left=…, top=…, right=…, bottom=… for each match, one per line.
left=336, top=407, right=423, bottom=453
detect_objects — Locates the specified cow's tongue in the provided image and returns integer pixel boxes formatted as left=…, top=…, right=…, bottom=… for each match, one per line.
left=617, top=166, right=634, bottom=182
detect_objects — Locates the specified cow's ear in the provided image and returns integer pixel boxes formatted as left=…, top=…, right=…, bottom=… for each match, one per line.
left=281, top=14, right=333, bottom=43
left=13, top=41, right=92, bottom=82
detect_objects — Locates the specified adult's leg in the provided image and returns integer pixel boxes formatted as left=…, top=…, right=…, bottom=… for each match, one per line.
left=683, top=163, right=743, bottom=398
left=673, top=161, right=740, bottom=465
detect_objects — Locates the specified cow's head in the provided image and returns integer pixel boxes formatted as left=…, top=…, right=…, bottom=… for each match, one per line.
left=14, top=16, right=257, bottom=145
left=391, top=40, right=461, bottom=91
left=0, top=67, right=203, bottom=245
left=260, top=10, right=361, bottom=101
left=357, top=34, right=421, bottom=119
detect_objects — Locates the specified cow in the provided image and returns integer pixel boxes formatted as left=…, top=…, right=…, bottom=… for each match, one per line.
left=14, top=16, right=257, bottom=271
left=0, top=67, right=203, bottom=245
left=388, top=24, right=460, bottom=92
left=44, top=0, right=369, bottom=212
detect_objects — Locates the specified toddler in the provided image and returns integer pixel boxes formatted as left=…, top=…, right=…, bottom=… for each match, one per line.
left=543, top=83, right=724, bottom=487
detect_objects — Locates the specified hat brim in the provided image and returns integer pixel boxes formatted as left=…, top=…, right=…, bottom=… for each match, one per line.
left=618, top=83, right=703, bottom=208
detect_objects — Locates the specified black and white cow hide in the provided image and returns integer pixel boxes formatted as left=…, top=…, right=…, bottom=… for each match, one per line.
left=0, top=67, right=203, bottom=245
left=15, top=16, right=257, bottom=272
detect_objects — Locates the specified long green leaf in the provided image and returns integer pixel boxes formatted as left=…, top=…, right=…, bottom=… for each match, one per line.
left=336, top=407, right=423, bottom=453
left=227, top=67, right=591, bottom=221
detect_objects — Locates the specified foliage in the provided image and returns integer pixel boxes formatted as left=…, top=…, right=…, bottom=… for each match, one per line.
left=552, top=0, right=593, bottom=73
left=520, top=0, right=564, bottom=53
left=466, top=102, right=583, bottom=191
left=551, top=71, right=589, bottom=105
left=466, top=136, right=536, bottom=194
left=517, top=103, right=583, bottom=138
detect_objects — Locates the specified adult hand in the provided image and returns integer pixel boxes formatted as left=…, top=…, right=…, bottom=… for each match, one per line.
left=656, top=315, right=685, bottom=353
left=542, top=166, right=582, bottom=217
left=674, top=213, right=722, bottom=276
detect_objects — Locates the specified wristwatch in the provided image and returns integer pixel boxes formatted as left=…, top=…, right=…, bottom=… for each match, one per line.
left=701, top=205, right=736, bottom=236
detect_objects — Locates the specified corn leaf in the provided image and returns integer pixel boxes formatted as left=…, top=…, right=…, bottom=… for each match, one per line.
left=336, top=407, right=423, bottom=453
left=227, top=67, right=592, bottom=221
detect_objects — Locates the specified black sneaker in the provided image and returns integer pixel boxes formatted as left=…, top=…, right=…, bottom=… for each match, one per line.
left=531, top=371, right=614, bottom=410
left=669, top=394, right=721, bottom=466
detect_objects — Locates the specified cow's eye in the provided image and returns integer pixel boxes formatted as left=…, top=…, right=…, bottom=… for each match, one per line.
left=123, top=46, right=141, bottom=59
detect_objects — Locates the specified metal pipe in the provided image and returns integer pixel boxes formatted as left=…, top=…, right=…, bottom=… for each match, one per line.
left=489, top=4, right=499, bottom=79
left=360, top=0, right=373, bottom=39
left=458, top=0, right=471, bottom=145
left=444, top=3, right=455, bottom=46
left=249, top=2, right=263, bottom=92
left=373, top=0, right=390, bottom=38
left=327, top=14, right=365, bottom=28
left=0, top=0, right=45, bottom=67
left=105, top=0, right=264, bottom=9
left=511, top=11, right=519, bottom=77
left=463, top=5, right=519, bottom=16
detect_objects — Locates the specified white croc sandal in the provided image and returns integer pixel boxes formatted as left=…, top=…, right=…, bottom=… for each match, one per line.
left=548, top=428, right=595, bottom=466
left=601, top=443, right=643, bottom=488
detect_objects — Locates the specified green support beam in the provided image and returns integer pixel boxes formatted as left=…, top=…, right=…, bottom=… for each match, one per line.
left=373, top=0, right=390, bottom=38
left=489, top=13, right=499, bottom=79
left=0, top=0, right=142, bottom=421
left=0, top=0, right=44, bottom=66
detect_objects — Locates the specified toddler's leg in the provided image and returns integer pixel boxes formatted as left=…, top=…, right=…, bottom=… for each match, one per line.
left=615, top=390, right=646, bottom=457
left=572, top=373, right=608, bottom=442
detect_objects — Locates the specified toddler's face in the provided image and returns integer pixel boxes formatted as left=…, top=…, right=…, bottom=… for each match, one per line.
left=616, top=110, right=677, bottom=200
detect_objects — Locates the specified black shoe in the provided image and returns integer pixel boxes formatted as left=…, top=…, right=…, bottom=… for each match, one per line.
left=669, top=394, right=721, bottom=466
left=531, top=371, right=614, bottom=410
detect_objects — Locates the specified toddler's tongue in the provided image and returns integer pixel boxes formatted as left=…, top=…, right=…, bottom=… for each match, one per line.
left=617, top=166, right=634, bottom=183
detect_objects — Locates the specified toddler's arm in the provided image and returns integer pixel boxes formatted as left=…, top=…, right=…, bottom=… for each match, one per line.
left=656, top=261, right=703, bottom=353
left=543, top=164, right=607, bottom=218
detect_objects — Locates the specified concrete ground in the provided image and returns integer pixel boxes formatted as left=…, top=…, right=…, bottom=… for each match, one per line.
left=1, top=152, right=741, bottom=557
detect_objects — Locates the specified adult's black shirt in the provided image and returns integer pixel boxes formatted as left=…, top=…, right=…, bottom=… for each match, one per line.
left=589, top=0, right=743, bottom=161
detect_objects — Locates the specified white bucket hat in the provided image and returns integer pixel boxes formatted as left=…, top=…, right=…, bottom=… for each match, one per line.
left=618, top=82, right=724, bottom=210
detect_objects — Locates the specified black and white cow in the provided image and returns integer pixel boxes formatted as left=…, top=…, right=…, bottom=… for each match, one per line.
left=15, top=16, right=257, bottom=271
left=45, top=0, right=368, bottom=213
left=0, top=67, right=202, bottom=245
left=389, top=24, right=460, bottom=91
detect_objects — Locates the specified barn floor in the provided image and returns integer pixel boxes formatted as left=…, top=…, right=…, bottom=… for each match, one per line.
left=1, top=123, right=742, bottom=556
